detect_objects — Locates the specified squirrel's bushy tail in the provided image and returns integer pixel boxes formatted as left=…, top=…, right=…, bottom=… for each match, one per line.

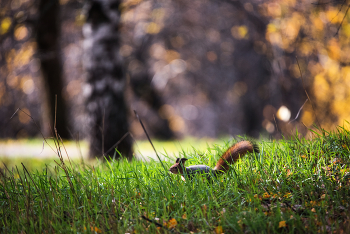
left=213, top=141, right=259, bottom=173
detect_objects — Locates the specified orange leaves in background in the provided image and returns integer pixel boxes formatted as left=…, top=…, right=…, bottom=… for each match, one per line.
left=262, top=1, right=350, bottom=129
left=1, top=17, right=12, bottom=35
left=14, top=25, right=29, bottom=41
left=231, top=25, right=249, bottom=39
left=6, top=42, right=36, bottom=70
left=327, top=38, right=340, bottom=60
left=146, top=22, right=161, bottom=34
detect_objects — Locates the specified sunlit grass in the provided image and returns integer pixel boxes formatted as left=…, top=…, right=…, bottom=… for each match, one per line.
left=1, top=128, right=350, bottom=233
left=0, top=137, right=228, bottom=171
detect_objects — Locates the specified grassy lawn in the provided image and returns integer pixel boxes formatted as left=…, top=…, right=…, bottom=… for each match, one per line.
left=1, top=128, right=350, bottom=233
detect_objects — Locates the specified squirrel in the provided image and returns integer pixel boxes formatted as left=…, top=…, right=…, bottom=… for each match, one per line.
left=169, top=141, right=259, bottom=181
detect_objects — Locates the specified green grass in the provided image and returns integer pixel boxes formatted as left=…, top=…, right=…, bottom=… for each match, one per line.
left=1, top=127, right=350, bottom=233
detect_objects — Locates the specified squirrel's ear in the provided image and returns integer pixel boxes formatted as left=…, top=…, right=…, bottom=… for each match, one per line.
left=179, top=158, right=188, bottom=164
left=175, top=158, right=180, bottom=163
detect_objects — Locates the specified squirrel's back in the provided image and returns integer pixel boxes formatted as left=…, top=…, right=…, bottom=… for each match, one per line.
left=183, top=165, right=214, bottom=181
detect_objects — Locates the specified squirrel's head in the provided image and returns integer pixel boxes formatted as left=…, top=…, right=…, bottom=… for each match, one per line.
left=169, top=158, right=188, bottom=174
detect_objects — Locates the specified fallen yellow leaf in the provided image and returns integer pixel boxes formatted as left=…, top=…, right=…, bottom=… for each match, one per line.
left=92, top=226, right=102, bottom=233
left=84, top=226, right=102, bottom=233
left=310, top=201, right=317, bottom=206
left=215, top=226, right=223, bottom=234
left=279, top=221, right=287, bottom=228
left=167, top=218, right=177, bottom=229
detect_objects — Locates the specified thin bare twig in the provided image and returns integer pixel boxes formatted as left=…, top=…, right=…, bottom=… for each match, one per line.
left=272, top=114, right=281, bottom=136
left=141, top=215, right=166, bottom=229
left=329, top=0, right=347, bottom=23
left=102, top=108, right=105, bottom=156
left=288, top=99, right=309, bottom=124
left=103, top=132, right=130, bottom=157
left=335, top=4, right=350, bottom=36
left=21, top=163, right=48, bottom=202
left=38, top=140, right=45, bottom=155
left=312, top=0, right=344, bottom=5
left=9, top=108, right=60, bottom=157
left=134, top=110, right=167, bottom=171
left=57, top=133, right=73, bottom=168
left=9, top=108, right=20, bottom=120
left=54, top=94, right=57, bottom=131
left=295, top=56, right=322, bottom=130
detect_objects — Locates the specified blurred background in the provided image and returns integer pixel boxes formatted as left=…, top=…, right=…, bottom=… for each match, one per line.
left=1, top=0, right=350, bottom=161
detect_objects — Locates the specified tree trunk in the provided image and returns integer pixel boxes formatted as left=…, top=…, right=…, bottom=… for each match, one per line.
left=36, top=0, right=70, bottom=138
left=83, top=0, right=132, bottom=160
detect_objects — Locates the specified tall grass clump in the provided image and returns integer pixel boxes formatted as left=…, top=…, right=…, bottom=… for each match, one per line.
left=1, top=126, right=350, bottom=233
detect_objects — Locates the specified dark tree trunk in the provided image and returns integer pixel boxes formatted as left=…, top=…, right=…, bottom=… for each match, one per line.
left=36, top=0, right=70, bottom=138
left=83, top=0, right=132, bottom=159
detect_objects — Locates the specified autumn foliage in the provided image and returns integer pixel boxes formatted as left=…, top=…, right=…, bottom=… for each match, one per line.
left=1, top=0, right=350, bottom=139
